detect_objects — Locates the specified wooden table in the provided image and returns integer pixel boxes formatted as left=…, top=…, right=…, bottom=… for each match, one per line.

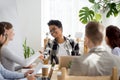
left=51, top=65, right=61, bottom=80
left=51, top=70, right=58, bottom=80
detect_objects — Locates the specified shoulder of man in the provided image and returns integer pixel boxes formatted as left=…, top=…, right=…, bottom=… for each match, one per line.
left=65, top=37, right=75, bottom=48
left=46, top=39, right=55, bottom=47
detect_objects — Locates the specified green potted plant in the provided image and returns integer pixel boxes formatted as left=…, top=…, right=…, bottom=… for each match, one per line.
left=79, top=0, right=120, bottom=24
left=23, top=39, right=35, bottom=59
left=67, top=61, right=72, bottom=74
left=51, top=62, right=55, bottom=67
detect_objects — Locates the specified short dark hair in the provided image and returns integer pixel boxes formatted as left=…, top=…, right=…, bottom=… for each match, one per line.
left=0, top=23, right=5, bottom=35
left=85, top=21, right=104, bottom=45
left=106, top=25, right=120, bottom=49
left=48, top=20, right=62, bottom=29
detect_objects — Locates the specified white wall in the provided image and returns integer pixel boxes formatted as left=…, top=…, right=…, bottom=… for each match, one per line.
left=16, top=0, right=41, bottom=51
left=1, top=0, right=120, bottom=53
left=0, top=0, right=24, bottom=57
left=102, top=12, right=120, bottom=28
left=41, top=0, right=92, bottom=47
left=17, top=0, right=120, bottom=52
left=0, top=0, right=42, bottom=56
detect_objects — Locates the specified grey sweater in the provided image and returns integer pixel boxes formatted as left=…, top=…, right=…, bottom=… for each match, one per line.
left=0, top=45, right=40, bottom=71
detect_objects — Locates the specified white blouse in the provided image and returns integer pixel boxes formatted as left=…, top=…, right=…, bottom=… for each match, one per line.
left=112, top=47, right=120, bottom=56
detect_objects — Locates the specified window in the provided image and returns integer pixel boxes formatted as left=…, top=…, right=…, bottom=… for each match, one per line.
left=41, top=0, right=91, bottom=47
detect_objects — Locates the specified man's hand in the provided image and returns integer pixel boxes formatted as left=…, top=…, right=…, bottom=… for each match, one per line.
left=39, top=54, right=44, bottom=60
left=24, top=70, right=34, bottom=77
left=27, top=75, right=36, bottom=80
left=39, top=51, right=44, bottom=60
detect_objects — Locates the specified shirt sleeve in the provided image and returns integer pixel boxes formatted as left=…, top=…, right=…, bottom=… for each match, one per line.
left=0, top=64, right=24, bottom=79
left=1, top=46, right=27, bottom=66
left=112, top=47, right=120, bottom=56
left=1, top=46, right=40, bottom=67
left=0, top=74, right=9, bottom=80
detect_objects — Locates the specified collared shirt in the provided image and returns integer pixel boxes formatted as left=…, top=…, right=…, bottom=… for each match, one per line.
left=44, top=36, right=80, bottom=64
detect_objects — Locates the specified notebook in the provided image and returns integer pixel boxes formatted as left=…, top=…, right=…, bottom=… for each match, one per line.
left=25, top=51, right=40, bottom=66
left=33, top=62, right=43, bottom=74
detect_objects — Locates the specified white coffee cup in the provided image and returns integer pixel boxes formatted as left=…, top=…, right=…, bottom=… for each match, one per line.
left=42, top=65, right=49, bottom=77
left=57, top=71, right=62, bottom=80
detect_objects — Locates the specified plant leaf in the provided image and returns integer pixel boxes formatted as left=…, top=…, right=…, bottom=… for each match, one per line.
left=23, top=38, right=35, bottom=59
left=106, top=3, right=119, bottom=18
left=89, top=0, right=95, bottom=3
left=92, top=3, right=101, bottom=12
left=27, top=47, right=30, bottom=58
left=94, top=13, right=102, bottom=22
left=116, top=3, right=120, bottom=12
left=79, top=7, right=94, bottom=24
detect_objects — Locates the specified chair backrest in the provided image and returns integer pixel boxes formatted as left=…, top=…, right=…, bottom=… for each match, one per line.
left=59, top=56, right=79, bottom=69
left=58, top=67, right=118, bottom=80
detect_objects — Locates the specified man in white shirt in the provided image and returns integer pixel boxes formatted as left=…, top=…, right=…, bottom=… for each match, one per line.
left=69, top=21, right=120, bottom=76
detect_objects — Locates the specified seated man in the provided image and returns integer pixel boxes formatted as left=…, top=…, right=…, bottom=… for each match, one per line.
left=44, top=20, right=80, bottom=64
left=69, top=21, right=120, bottom=76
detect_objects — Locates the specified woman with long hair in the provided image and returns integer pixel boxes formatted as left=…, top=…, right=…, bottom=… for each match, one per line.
left=0, top=22, right=40, bottom=71
left=106, top=25, right=120, bottom=56
left=0, top=22, right=35, bottom=80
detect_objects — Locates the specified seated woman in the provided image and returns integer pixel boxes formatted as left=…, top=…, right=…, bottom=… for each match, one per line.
left=0, top=23, right=35, bottom=80
left=0, top=22, right=40, bottom=71
left=105, top=25, right=120, bottom=56
left=44, top=20, right=80, bottom=64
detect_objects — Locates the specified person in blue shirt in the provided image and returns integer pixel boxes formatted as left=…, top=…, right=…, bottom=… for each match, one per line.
left=105, top=25, right=120, bottom=56
left=0, top=23, right=35, bottom=80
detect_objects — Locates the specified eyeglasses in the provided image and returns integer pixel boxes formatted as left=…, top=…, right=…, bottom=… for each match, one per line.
left=49, top=27, right=58, bottom=34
